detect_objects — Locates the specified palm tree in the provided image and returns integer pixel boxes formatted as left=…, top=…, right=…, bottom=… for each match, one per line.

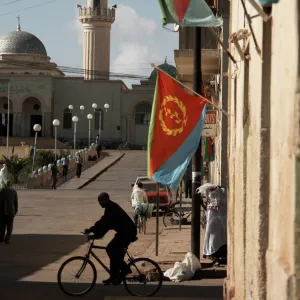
left=2, top=155, right=31, bottom=184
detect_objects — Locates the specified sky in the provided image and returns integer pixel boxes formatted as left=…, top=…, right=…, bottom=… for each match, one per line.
left=0, top=0, right=178, bottom=85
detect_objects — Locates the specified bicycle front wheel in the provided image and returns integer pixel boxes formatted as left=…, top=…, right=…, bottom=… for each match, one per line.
left=57, top=256, right=97, bottom=296
left=123, top=257, right=163, bottom=297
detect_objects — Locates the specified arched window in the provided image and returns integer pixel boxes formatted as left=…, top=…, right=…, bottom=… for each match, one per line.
left=135, top=103, right=152, bottom=125
left=63, top=108, right=72, bottom=129
left=94, top=108, right=104, bottom=130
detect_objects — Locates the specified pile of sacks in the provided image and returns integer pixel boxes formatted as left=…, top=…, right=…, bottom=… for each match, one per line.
left=134, top=203, right=154, bottom=219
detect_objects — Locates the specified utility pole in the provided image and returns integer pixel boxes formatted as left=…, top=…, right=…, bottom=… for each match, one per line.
left=191, top=26, right=203, bottom=259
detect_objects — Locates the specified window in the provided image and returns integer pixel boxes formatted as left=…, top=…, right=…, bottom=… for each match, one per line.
left=63, top=108, right=72, bottom=129
left=135, top=103, right=152, bottom=125
left=94, top=108, right=104, bottom=130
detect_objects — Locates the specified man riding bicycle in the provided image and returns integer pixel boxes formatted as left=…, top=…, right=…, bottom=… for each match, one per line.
left=84, top=192, right=137, bottom=285
left=131, top=182, right=148, bottom=226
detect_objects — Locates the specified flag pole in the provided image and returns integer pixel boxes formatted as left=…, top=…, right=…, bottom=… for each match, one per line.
left=191, top=26, right=203, bottom=260
left=155, top=182, right=160, bottom=256
left=151, top=63, right=228, bottom=117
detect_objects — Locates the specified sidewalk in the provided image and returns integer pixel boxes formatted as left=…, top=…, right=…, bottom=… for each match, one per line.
left=59, top=151, right=125, bottom=190
left=141, top=224, right=227, bottom=279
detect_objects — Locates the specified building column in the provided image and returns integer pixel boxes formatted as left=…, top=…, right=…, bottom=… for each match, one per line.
left=12, top=113, right=18, bottom=136
left=43, top=112, right=51, bottom=137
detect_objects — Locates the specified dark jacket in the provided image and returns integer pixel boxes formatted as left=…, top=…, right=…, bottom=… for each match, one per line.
left=89, top=200, right=137, bottom=242
left=0, top=187, right=18, bottom=217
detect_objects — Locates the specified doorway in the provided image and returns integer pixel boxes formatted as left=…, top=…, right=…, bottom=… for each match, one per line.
left=30, top=115, right=42, bottom=137
left=0, top=113, right=13, bottom=137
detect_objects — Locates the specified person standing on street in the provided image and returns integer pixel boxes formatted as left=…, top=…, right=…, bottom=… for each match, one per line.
left=76, top=153, right=83, bottom=178
left=62, top=156, right=69, bottom=179
left=0, top=181, right=18, bottom=244
left=96, top=143, right=102, bottom=159
left=51, top=161, right=60, bottom=190
left=184, top=161, right=192, bottom=199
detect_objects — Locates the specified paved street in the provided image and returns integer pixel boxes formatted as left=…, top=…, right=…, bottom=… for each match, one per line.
left=0, top=151, right=223, bottom=299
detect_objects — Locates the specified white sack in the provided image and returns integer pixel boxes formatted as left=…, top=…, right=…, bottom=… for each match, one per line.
left=163, top=252, right=201, bottom=282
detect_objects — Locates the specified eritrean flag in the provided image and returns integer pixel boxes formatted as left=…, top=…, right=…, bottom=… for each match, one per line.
left=157, top=0, right=222, bottom=27
left=148, top=70, right=206, bottom=189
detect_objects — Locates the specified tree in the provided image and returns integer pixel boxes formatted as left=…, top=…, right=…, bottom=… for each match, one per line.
left=34, top=150, right=55, bottom=168
left=2, top=155, right=31, bottom=184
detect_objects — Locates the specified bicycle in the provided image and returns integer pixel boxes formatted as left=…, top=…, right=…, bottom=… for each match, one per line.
left=137, top=214, right=147, bottom=234
left=57, top=233, right=163, bottom=297
left=117, top=142, right=130, bottom=151
left=163, top=198, right=207, bottom=229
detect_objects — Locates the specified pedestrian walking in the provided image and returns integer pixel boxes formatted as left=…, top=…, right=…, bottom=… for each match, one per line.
left=0, top=181, right=18, bottom=244
left=76, top=153, right=83, bottom=178
left=51, top=161, right=60, bottom=190
left=0, top=164, right=8, bottom=190
left=95, top=134, right=99, bottom=145
left=62, top=156, right=69, bottom=179
left=96, top=143, right=102, bottom=159
left=184, top=161, right=192, bottom=199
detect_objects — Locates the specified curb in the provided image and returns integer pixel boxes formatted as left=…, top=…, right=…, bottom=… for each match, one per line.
left=77, top=153, right=125, bottom=189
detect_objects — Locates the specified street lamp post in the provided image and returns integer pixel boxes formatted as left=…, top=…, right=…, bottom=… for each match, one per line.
left=52, top=119, right=60, bottom=160
left=87, top=114, right=93, bottom=147
left=72, top=116, right=79, bottom=150
left=80, top=105, right=85, bottom=115
left=0, top=79, right=10, bottom=157
left=32, top=124, right=42, bottom=173
left=92, top=103, right=110, bottom=144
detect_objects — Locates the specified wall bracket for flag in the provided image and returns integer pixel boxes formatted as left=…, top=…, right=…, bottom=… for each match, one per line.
left=247, top=0, right=272, bottom=22
left=229, top=29, right=251, bottom=61
left=240, top=0, right=262, bottom=55
left=151, top=64, right=228, bottom=117
left=208, top=28, right=237, bottom=64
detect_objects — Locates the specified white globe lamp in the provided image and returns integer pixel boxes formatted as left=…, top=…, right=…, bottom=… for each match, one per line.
left=72, top=116, right=79, bottom=123
left=104, top=103, right=110, bottom=112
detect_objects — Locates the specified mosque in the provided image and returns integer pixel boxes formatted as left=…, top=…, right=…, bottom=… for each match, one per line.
left=0, top=0, right=177, bottom=147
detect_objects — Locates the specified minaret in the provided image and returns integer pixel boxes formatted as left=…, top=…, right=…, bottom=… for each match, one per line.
left=79, top=0, right=115, bottom=80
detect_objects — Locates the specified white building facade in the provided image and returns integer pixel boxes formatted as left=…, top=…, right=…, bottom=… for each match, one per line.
left=0, top=0, right=176, bottom=147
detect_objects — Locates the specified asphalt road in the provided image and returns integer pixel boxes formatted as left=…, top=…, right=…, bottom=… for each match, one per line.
left=0, top=152, right=222, bottom=299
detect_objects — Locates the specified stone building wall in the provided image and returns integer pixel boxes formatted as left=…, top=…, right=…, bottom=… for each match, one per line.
left=226, top=1, right=299, bottom=299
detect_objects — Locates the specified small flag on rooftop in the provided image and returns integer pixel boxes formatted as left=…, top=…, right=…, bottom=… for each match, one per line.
left=157, top=0, right=223, bottom=27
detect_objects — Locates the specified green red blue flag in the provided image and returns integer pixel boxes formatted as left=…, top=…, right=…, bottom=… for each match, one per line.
left=157, top=0, right=222, bottom=27
left=147, top=70, right=207, bottom=189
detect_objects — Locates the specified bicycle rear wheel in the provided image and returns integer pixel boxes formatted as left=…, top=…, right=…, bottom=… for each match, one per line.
left=57, top=256, right=97, bottom=296
left=163, top=211, right=180, bottom=227
left=123, top=257, right=163, bottom=297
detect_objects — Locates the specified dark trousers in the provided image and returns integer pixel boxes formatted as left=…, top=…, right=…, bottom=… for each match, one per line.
left=96, top=150, right=100, bottom=159
left=62, top=165, right=68, bottom=178
left=106, top=235, right=131, bottom=277
left=0, top=215, right=14, bottom=242
left=76, top=164, right=82, bottom=178
left=185, top=179, right=192, bottom=198
left=52, top=176, right=58, bottom=189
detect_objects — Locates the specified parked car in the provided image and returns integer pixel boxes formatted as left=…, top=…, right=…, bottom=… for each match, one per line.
left=140, top=180, right=173, bottom=212
left=131, top=176, right=151, bottom=188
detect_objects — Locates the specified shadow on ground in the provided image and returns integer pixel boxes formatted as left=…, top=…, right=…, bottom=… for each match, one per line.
left=0, top=234, right=86, bottom=281
left=0, top=281, right=223, bottom=300
left=0, top=234, right=223, bottom=299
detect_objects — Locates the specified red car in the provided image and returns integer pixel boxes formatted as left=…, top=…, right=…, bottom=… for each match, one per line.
left=140, top=181, right=173, bottom=212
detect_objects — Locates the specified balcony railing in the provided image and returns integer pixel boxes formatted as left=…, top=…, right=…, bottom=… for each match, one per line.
left=79, top=7, right=115, bottom=23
